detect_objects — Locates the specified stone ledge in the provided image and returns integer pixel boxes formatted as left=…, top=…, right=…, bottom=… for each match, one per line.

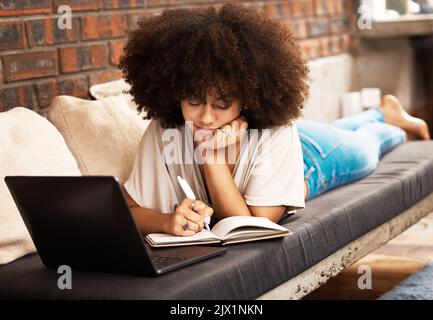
left=257, top=191, right=433, bottom=300
left=358, top=14, right=433, bottom=39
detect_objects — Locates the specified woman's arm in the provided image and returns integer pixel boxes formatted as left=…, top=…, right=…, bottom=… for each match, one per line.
left=199, top=117, right=288, bottom=223
left=203, top=162, right=287, bottom=223
left=203, top=162, right=251, bottom=219
left=129, top=206, right=171, bottom=235
left=123, top=188, right=212, bottom=236
left=247, top=205, right=287, bottom=223
left=123, top=189, right=171, bottom=234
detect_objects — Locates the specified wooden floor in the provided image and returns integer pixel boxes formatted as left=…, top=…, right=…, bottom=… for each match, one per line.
left=304, top=212, right=433, bottom=300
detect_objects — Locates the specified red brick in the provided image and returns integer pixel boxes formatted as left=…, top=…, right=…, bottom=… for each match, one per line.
left=1, top=85, right=38, bottom=110
left=265, top=2, right=292, bottom=20
left=89, top=69, right=123, bottom=86
left=128, top=12, right=152, bottom=30
left=303, top=35, right=346, bottom=57
left=298, top=38, right=320, bottom=60
left=317, top=37, right=331, bottom=57
left=286, top=19, right=308, bottom=39
left=58, top=76, right=89, bottom=98
left=59, top=45, right=109, bottom=73
left=313, top=0, right=334, bottom=15
left=0, top=59, right=3, bottom=86
left=36, top=76, right=90, bottom=108
left=81, top=14, right=128, bottom=41
left=0, top=60, right=3, bottom=110
left=0, top=0, right=51, bottom=16
left=348, top=13, right=358, bottom=33
left=327, top=0, right=336, bottom=14
left=331, top=35, right=342, bottom=54
left=340, top=34, right=352, bottom=51
left=279, top=1, right=291, bottom=19
left=35, top=80, right=57, bottom=108
left=330, top=16, right=349, bottom=34
left=26, top=18, right=80, bottom=47
left=2, top=50, right=58, bottom=82
left=334, top=0, right=345, bottom=15
left=307, top=17, right=330, bottom=37
left=0, top=22, right=26, bottom=51
left=263, top=2, right=279, bottom=19
left=147, top=0, right=184, bottom=7
left=289, top=0, right=314, bottom=18
left=103, top=0, right=145, bottom=8
left=181, top=0, right=221, bottom=4
left=53, top=0, right=103, bottom=11
left=109, top=40, right=126, bottom=66
left=52, top=17, right=80, bottom=44
left=59, top=47, right=77, bottom=73
left=346, top=0, right=355, bottom=15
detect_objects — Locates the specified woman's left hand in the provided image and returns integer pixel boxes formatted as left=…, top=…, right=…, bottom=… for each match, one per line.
left=195, top=116, right=248, bottom=151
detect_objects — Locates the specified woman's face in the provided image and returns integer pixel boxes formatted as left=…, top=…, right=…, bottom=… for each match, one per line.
left=180, top=87, right=241, bottom=135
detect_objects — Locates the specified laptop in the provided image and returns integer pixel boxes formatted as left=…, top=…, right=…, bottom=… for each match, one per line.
left=4, top=176, right=226, bottom=276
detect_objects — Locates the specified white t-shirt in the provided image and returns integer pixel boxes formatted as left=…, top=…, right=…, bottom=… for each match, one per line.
left=124, top=119, right=305, bottom=215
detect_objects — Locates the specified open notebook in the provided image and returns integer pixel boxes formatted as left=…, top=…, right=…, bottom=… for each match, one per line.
left=145, top=216, right=292, bottom=247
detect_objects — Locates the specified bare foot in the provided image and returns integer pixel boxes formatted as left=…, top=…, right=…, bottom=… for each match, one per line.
left=380, top=95, right=431, bottom=141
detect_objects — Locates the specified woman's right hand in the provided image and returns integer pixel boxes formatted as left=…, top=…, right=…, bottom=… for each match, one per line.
left=163, top=198, right=214, bottom=236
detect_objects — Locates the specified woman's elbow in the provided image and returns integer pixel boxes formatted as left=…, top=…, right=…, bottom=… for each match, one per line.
left=122, top=188, right=140, bottom=208
left=248, top=205, right=286, bottom=223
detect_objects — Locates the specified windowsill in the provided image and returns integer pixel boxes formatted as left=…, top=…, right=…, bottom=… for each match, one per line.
left=357, top=14, right=433, bottom=39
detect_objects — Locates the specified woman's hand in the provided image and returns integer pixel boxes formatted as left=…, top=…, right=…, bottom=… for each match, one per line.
left=195, top=116, right=248, bottom=151
left=163, top=198, right=214, bottom=236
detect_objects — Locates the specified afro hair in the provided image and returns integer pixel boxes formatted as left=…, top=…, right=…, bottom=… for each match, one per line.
left=119, top=3, right=309, bottom=129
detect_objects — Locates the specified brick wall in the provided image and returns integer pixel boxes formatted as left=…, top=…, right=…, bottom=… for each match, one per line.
left=0, top=0, right=355, bottom=114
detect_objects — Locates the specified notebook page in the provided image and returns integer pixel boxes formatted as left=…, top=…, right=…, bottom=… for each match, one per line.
left=211, top=216, right=288, bottom=240
left=221, top=227, right=287, bottom=240
left=146, top=229, right=220, bottom=244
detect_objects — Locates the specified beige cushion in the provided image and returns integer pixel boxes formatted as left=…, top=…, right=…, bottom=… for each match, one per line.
left=0, top=107, right=81, bottom=265
left=47, top=95, right=149, bottom=184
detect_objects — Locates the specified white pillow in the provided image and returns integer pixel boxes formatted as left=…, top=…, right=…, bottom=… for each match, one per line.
left=89, top=78, right=131, bottom=100
left=47, top=95, right=149, bottom=184
left=0, top=107, right=81, bottom=265
left=89, top=79, right=142, bottom=115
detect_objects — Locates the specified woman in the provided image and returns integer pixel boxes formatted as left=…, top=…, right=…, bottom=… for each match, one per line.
left=119, top=4, right=430, bottom=236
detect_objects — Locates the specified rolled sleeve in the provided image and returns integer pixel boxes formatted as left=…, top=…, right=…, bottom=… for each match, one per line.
left=243, top=123, right=305, bottom=209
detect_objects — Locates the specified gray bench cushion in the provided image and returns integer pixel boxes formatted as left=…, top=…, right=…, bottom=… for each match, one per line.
left=1, top=141, right=433, bottom=299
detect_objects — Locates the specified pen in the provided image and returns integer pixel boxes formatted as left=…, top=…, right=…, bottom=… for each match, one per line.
left=177, top=176, right=211, bottom=231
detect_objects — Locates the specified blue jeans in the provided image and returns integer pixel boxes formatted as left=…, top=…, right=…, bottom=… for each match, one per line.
left=297, top=108, right=407, bottom=200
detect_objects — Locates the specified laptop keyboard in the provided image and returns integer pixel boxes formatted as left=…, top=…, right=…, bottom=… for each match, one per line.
left=151, top=255, right=192, bottom=269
